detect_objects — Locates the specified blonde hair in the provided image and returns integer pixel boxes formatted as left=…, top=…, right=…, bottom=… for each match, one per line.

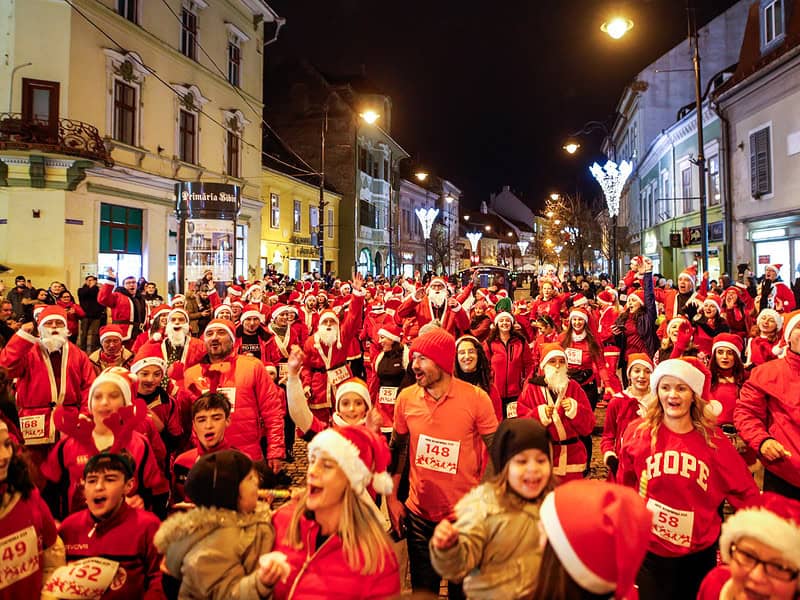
left=637, top=389, right=717, bottom=450
left=285, top=487, right=394, bottom=574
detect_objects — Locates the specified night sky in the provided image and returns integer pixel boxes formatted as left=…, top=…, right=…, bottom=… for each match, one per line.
left=266, top=0, right=743, bottom=213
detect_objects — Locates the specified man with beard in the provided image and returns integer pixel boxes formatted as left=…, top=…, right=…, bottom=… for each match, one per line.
left=234, top=304, right=270, bottom=361
left=397, top=277, right=469, bottom=338
left=182, top=319, right=285, bottom=468
left=159, top=307, right=206, bottom=376
left=241, top=282, right=270, bottom=319
left=88, top=325, right=134, bottom=373
left=97, top=269, right=147, bottom=348
left=516, top=343, right=595, bottom=482
left=0, top=305, right=95, bottom=451
left=300, top=293, right=319, bottom=334
left=300, top=273, right=365, bottom=423
left=760, top=263, right=796, bottom=313
left=386, top=328, right=498, bottom=599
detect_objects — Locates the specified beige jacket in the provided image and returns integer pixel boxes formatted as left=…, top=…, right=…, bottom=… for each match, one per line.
left=154, top=505, right=275, bottom=600
left=429, top=483, right=543, bottom=599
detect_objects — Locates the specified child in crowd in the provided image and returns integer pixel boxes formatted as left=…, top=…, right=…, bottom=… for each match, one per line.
left=170, top=392, right=231, bottom=504
left=430, top=418, right=553, bottom=598
left=155, top=449, right=284, bottom=600
left=41, top=367, right=169, bottom=520
left=48, top=452, right=165, bottom=600
left=0, top=416, right=64, bottom=600
left=746, top=308, right=784, bottom=367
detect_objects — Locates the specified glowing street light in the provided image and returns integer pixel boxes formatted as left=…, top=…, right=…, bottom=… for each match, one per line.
left=463, top=215, right=470, bottom=221
left=484, top=225, right=491, bottom=232
left=517, top=240, right=529, bottom=255
left=549, top=193, right=561, bottom=201
left=601, top=17, right=634, bottom=40
left=563, top=142, right=580, bottom=154
left=415, top=171, right=429, bottom=182
left=359, top=110, right=380, bottom=124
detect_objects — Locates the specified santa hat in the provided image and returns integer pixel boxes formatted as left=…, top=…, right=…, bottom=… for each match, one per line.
left=493, top=311, right=515, bottom=326
left=243, top=283, right=262, bottom=300
left=335, top=378, right=372, bottom=414
left=213, top=304, right=233, bottom=319
left=88, top=366, right=137, bottom=411
left=315, top=309, right=342, bottom=348
left=168, top=306, right=190, bottom=323
left=678, top=264, right=698, bottom=286
left=241, top=304, right=265, bottom=323
left=626, top=353, right=654, bottom=376
left=385, top=297, right=401, bottom=313
left=627, top=289, right=644, bottom=307
left=99, top=324, right=125, bottom=343
left=712, top=333, right=743, bottom=358
left=597, top=288, right=617, bottom=305
left=204, top=319, right=236, bottom=341
left=270, top=304, right=293, bottom=321
left=539, top=480, right=652, bottom=599
left=131, top=343, right=167, bottom=374
left=287, top=291, right=302, bottom=306
left=719, top=493, right=800, bottom=571
left=572, top=294, right=588, bottom=308
left=317, top=289, right=329, bottom=300
left=149, top=304, right=172, bottom=324
left=370, top=302, right=385, bottom=315
left=568, top=307, right=589, bottom=324
left=651, top=357, right=721, bottom=417
left=783, top=310, right=800, bottom=344
left=428, top=276, right=447, bottom=288
left=540, top=342, right=566, bottom=368
left=389, top=285, right=403, bottom=299
left=227, top=284, right=243, bottom=298
left=409, top=328, right=456, bottom=375
left=37, top=305, right=67, bottom=326
left=307, top=426, right=393, bottom=497
left=758, top=308, right=784, bottom=330
left=170, top=294, right=186, bottom=306
left=765, top=263, right=783, bottom=274
left=378, top=323, right=402, bottom=344
left=702, top=294, right=722, bottom=313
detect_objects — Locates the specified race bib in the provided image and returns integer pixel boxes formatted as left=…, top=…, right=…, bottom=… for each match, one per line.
left=378, top=386, right=399, bottom=405
left=19, top=411, right=55, bottom=445
left=565, top=347, right=583, bottom=366
left=415, top=434, right=460, bottom=474
left=216, top=387, right=237, bottom=413
left=327, top=365, right=350, bottom=387
left=0, top=526, right=39, bottom=590
left=505, top=401, right=518, bottom=419
left=647, top=498, right=694, bottom=549
left=43, top=557, right=120, bottom=599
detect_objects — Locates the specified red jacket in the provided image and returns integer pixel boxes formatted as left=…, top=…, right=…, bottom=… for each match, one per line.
left=58, top=502, right=165, bottom=600
left=600, top=390, right=645, bottom=467
left=271, top=503, right=400, bottom=600
left=746, top=335, right=784, bottom=367
left=0, top=331, right=95, bottom=444
left=57, top=300, right=85, bottom=337
left=183, top=355, right=285, bottom=461
left=262, top=324, right=304, bottom=368
left=736, top=351, right=800, bottom=487
left=531, top=293, right=568, bottom=328
left=396, top=295, right=468, bottom=338
left=484, top=335, right=534, bottom=399
left=97, top=275, right=143, bottom=341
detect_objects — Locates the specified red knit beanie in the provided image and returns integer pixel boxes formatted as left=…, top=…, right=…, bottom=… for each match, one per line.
left=409, top=328, right=456, bottom=375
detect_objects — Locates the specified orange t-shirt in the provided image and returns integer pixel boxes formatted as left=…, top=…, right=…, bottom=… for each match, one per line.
left=394, top=377, right=498, bottom=522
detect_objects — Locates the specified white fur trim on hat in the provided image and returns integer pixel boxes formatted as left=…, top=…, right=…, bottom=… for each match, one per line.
left=758, top=308, right=783, bottom=330
left=307, top=428, right=372, bottom=494
left=88, top=370, right=134, bottom=411
left=568, top=309, right=588, bottom=324
left=335, top=380, right=372, bottom=412
left=99, top=328, right=123, bottom=341
left=204, top=321, right=236, bottom=341
left=377, top=327, right=401, bottom=344
left=720, top=507, right=800, bottom=568
left=785, top=313, right=800, bottom=344
left=270, top=305, right=293, bottom=321
left=493, top=311, right=514, bottom=326
left=651, top=359, right=705, bottom=399
left=241, top=309, right=264, bottom=323
left=712, top=339, right=742, bottom=358
left=169, top=307, right=190, bottom=322
left=627, top=358, right=654, bottom=375
left=131, top=356, right=167, bottom=374
left=540, top=347, right=567, bottom=368
left=540, top=492, right=617, bottom=595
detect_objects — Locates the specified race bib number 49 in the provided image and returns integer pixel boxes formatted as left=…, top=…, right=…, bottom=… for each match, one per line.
left=0, top=526, right=39, bottom=591
left=647, top=498, right=694, bottom=549
left=415, top=434, right=460, bottom=474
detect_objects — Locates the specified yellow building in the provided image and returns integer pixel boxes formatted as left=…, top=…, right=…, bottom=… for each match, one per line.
left=261, top=164, right=340, bottom=280
left=0, top=0, right=282, bottom=290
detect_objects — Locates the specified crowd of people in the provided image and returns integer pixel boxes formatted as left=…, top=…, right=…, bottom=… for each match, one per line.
left=0, top=256, right=798, bottom=599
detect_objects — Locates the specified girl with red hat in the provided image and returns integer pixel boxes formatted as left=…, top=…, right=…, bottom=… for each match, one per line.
left=746, top=309, right=785, bottom=367
left=369, top=323, right=414, bottom=436
left=693, top=294, right=730, bottom=359
left=484, top=309, right=534, bottom=419
left=617, top=357, right=760, bottom=599
left=655, top=316, right=699, bottom=365
left=720, top=285, right=754, bottom=341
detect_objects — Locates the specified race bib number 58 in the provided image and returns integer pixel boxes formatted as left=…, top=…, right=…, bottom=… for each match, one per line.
left=415, top=434, right=460, bottom=474
left=647, top=498, right=694, bottom=549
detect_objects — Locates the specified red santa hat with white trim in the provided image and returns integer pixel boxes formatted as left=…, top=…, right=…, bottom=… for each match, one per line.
left=539, top=342, right=566, bottom=369
left=99, top=324, right=125, bottom=343
left=170, top=294, right=186, bottom=306
left=270, top=303, right=294, bottom=322
left=241, top=304, right=265, bottom=324
left=651, top=356, right=722, bottom=418
left=88, top=366, right=137, bottom=411
left=37, top=305, right=68, bottom=326
left=130, top=343, right=167, bottom=375
left=315, top=309, right=342, bottom=348
left=539, top=480, right=652, bottom=599
left=568, top=306, right=590, bottom=325
left=711, top=333, right=743, bottom=358
left=702, top=294, right=722, bottom=313
left=243, top=283, right=262, bottom=301
left=213, top=304, right=233, bottom=319
left=597, top=288, right=617, bottom=305
left=378, top=323, right=402, bottom=344
left=678, top=264, right=698, bottom=287
left=203, top=319, right=236, bottom=342
left=149, top=304, right=172, bottom=324
left=783, top=309, right=800, bottom=344
left=766, top=263, right=783, bottom=275
left=227, top=284, right=243, bottom=298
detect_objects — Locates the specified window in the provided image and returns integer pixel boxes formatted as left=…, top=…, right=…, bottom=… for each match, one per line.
left=99, top=203, right=143, bottom=254
left=327, top=208, right=334, bottom=239
left=178, top=109, right=196, bottom=164
left=270, top=193, right=280, bottom=229
left=309, top=206, right=319, bottom=242
left=117, top=0, right=137, bottom=23
left=235, top=224, right=246, bottom=279
left=359, top=147, right=368, bottom=172
left=383, top=159, right=390, bottom=182
left=762, top=0, right=785, bottom=49
left=293, top=200, right=302, bottom=233
left=227, top=41, right=240, bottom=87
left=226, top=130, right=239, bottom=177
left=640, top=189, right=649, bottom=229
left=360, top=200, right=377, bottom=229
left=660, top=170, right=671, bottom=219
left=113, top=80, right=136, bottom=145
left=750, top=127, right=772, bottom=198
left=707, top=154, right=721, bottom=206
left=681, top=166, right=693, bottom=213
left=181, top=7, right=197, bottom=60
left=22, top=78, right=59, bottom=136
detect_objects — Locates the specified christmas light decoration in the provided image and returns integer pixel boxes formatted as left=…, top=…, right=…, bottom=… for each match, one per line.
left=589, top=160, right=633, bottom=218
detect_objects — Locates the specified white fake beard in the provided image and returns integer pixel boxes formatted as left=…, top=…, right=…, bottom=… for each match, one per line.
left=39, top=326, right=69, bottom=353
left=543, top=363, right=569, bottom=397
left=167, top=324, right=190, bottom=347
left=318, top=326, right=339, bottom=347
left=428, top=289, right=447, bottom=307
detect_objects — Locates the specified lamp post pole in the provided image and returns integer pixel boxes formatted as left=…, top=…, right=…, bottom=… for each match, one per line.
left=318, top=104, right=328, bottom=277
left=689, top=1, right=708, bottom=273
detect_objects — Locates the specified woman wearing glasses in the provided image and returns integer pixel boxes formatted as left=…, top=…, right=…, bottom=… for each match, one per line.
left=698, top=493, right=800, bottom=600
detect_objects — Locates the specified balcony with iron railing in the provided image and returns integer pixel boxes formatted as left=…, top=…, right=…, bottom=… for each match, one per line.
left=0, top=113, right=113, bottom=166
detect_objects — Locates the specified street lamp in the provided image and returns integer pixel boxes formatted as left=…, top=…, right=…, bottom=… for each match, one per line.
left=415, top=171, right=428, bottom=182
left=563, top=142, right=580, bottom=154
left=445, top=195, right=454, bottom=273
left=601, top=16, right=634, bottom=40
left=359, top=110, right=379, bottom=124
left=590, top=159, right=633, bottom=283
left=602, top=2, right=710, bottom=273
left=416, top=207, right=439, bottom=274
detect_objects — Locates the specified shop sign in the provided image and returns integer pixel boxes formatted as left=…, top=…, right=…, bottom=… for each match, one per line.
left=758, top=255, right=771, bottom=265
left=175, top=182, right=240, bottom=220
left=682, top=220, right=724, bottom=246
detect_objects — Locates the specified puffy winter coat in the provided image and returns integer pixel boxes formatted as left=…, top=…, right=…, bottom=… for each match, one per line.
left=154, top=505, right=275, bottom=600
left=484, top=334, right=533, bottom=399
left=429, top=483, right=543, bottom=599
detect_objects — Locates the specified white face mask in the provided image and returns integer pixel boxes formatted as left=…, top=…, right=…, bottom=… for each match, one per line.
left=39, top=324, right=69, bottom=353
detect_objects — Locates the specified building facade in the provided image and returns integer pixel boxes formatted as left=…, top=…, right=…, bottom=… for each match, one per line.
left=0, top=0, right=280, bottom=291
